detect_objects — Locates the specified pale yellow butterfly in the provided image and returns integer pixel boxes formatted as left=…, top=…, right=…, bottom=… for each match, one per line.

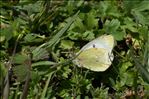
left=73, top=34, right=115, bottom=72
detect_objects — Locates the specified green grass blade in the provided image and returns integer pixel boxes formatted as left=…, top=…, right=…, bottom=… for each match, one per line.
left=31, top=61, right=56, bottom=67
left=39, top=11, right=79, bottom=49
left=41, top=71, right=54, bottom=98
left=132, top=55, right=149, bottom=83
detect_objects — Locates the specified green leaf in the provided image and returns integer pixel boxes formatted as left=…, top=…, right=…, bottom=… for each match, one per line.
left=60, top=40, right=74, bottom=49
left=121, top=17, right=138, bottom=33
left=106, top=2, right=121, bottom=17
left=72, top=16, right=85, bottom=32
left=120, top=61, right=133, bottom=73
left=67, top=31, right=80, bottom=40
left=1, top=27, right=13, bottom=41
left=66, top=1, right=75, bottom=14
left=82, top=31, right=95, bottom=40
left=98, top=1, right=109, bottom=17
left=120, top=71, right=135, bottom=86
left=24, top=34, right=37, bottom=42
left=13, top=54, right=28, bottom=64
left=111, top=31, right=125, bottom=41
left=20, top=1, right=42, bottom=15
left=98, top=1, right=120, bottom=17
left=62, top=66, right=72, bottom=79
left=13, top=65, right=29, bottom=82
left=85, top=10, right=98, bottom=30
left=32, top=47, right=49, bottom=61
left=104, top=19, right=120, bottom=33
left=24, top=33, right=45, bottom=43
left=31, top=71, right=40, bottom=84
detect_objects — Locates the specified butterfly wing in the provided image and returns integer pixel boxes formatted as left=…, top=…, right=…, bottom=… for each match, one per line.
left=80, top=35, right=114, bottom=52
left=75, top=48, right=113, bottom=71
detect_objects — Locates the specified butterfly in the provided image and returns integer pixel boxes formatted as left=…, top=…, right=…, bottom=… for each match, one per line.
left=73, top=34, right=115, bottom=72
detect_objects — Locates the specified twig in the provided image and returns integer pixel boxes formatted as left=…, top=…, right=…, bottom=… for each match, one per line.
left=21, top=51, right=32, bottom=99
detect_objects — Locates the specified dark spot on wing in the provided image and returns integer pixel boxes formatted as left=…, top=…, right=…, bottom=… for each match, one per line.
left=93, top=44, right=96, bottom=48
